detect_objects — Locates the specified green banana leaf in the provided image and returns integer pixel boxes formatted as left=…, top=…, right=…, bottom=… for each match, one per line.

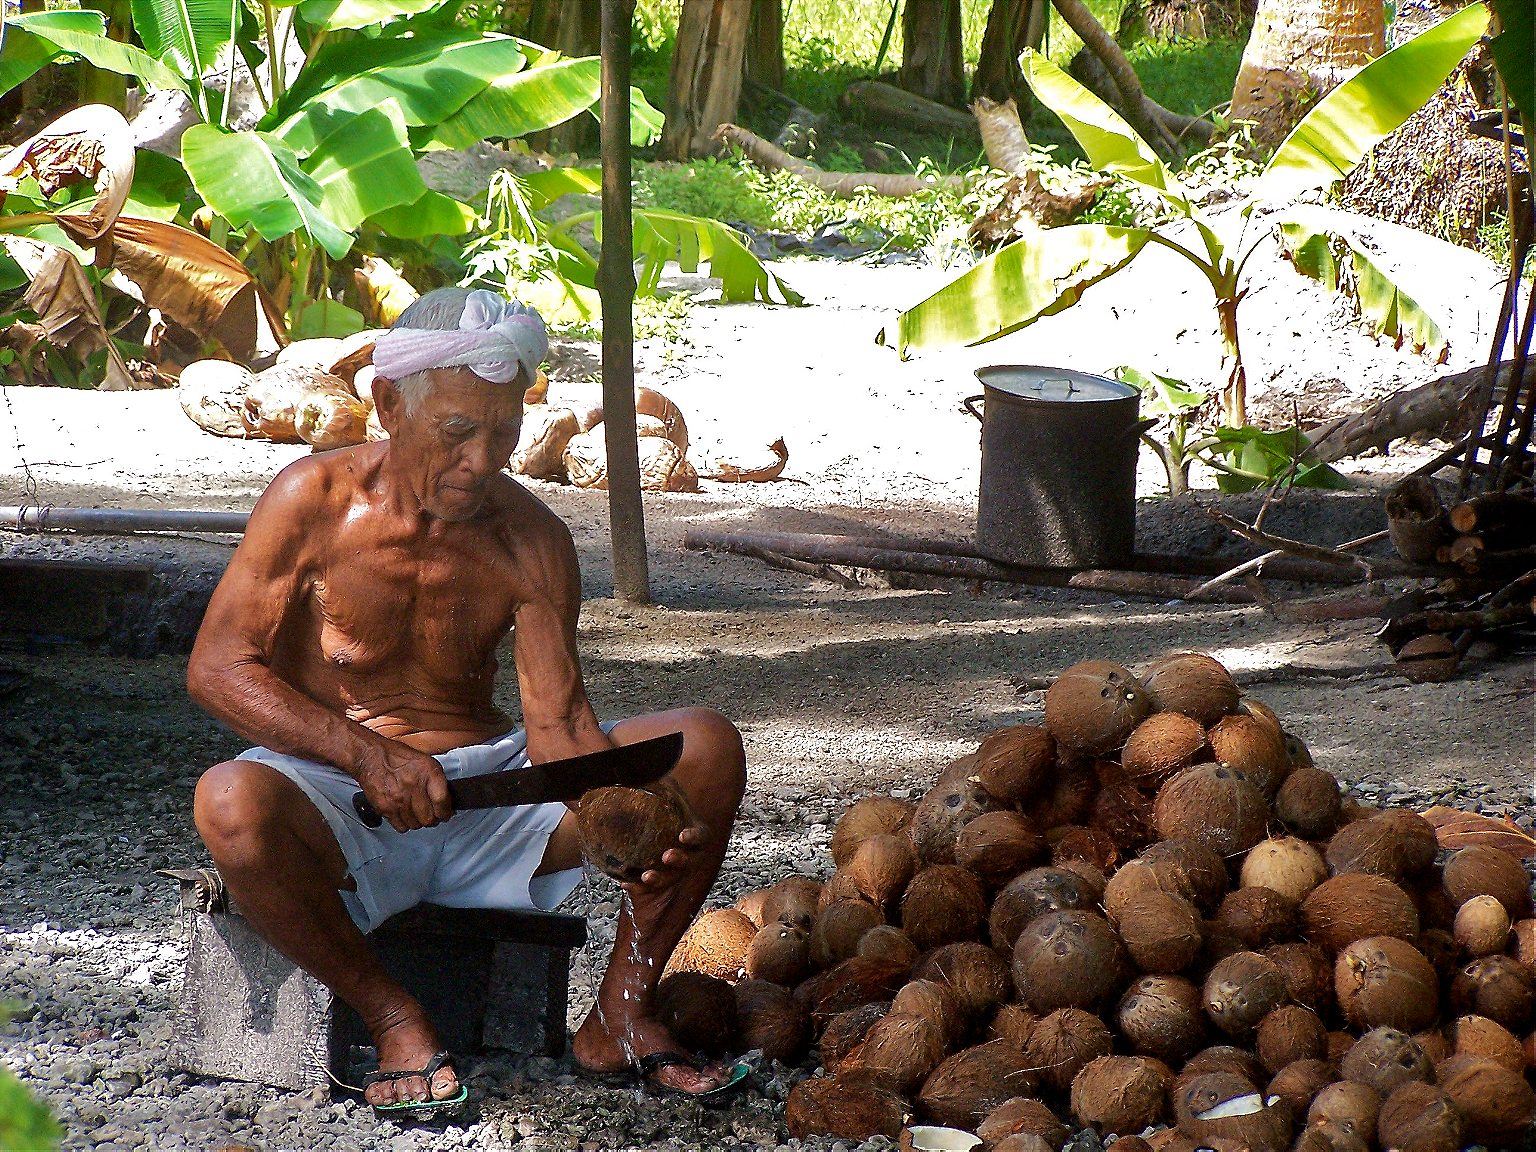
left=181, top=123, right=352, bottom=257
left=306, top=101, right=423, bottom=230
left=522, top=167, right=601, bottom=211
left=0, top=1063, right=60, bottom=1152
left=878, top=224, right=1153, bottom=356
left=130, top=0, right=236, bottom=81
left=0, top=10, right=191, bottom=98
left=1114, top=365, right=1206, bottom=416
left=1019, top=48, right=1188, bottom=211
left=432, top=56, right=601, bottom=149
left=625, top=209, right=801, bottom=306
left=628, top=85, right=666, bottom=147
left=1489, top=0, right=1533, bottom=133
left=290, top=296, right=365, bottom=338
left=294, top=0, right=441, bottom=31
left=1258, top=3, right=1489, bottom=202
left=1205, top=425, right=1352, bottom=493
left=368, top=189, right=475, bottom=238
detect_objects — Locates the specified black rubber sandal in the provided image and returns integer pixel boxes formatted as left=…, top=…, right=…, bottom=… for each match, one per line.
left=360, top=1050, right=468, bottom=1121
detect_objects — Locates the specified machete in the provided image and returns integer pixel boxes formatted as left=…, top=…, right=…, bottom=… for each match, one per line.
left=350, top=730, right=685, bottom=828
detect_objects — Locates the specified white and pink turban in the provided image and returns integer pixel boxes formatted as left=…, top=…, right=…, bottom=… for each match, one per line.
left=372, top=290, right=547, bottom=385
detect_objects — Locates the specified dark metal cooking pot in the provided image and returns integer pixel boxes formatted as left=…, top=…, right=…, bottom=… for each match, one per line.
left=965, top=365, right=1149, bottom=569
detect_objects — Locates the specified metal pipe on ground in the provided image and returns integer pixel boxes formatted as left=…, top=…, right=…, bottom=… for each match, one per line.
left=1, top=506, right=250, bottom=534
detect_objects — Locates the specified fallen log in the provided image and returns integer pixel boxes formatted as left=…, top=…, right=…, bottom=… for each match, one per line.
left=1449, top=491, right=1536, bottom=541
left=714, top=124, right=966, bottom=198
left=969, top=97, right=1112, bottom=244
left=1205, top=509, right=1440, bottom=578
left=838, top=79, right=980, bottom=139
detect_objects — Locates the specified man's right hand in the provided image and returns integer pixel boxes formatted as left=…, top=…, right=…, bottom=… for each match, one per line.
left=355, top=743, right=454, bottom=831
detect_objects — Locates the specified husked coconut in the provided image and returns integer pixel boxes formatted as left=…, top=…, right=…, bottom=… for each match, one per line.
left=795, top=956, right=909, bottom=1024
left=1153, top=763, right=1269, bottom=858
left=1046, top=824, right=1119, bottom=872
left=856, top=925, right=921, bottom=970
left=1012, top=910, right=1127, bottom=1013
left=1070, top=1055, right=1171, bottom=1135
left=1415, top=1027, right=1453, bottom=1065
left=664, top=907, right=757, bottom=982
left=1116, top=888, right=1203, bottom=974
left=891, top=979, right=965, bottom=1048
left=901, top=865, right=986, bottom=951
left=1254, top=1004, right=1326, bottom=1074
left=1447, top=1013, right=1526, bottom=1072
left=785, top=1075, right=908, bottom=1141
left=831, top=796, right=917, bottom=868
left=1376, top=1081, right=1463, bottom=1152
left=1453, top=894, right=1511, bottom=956
left=735, top=887, right=772, bottom=929
left=1022, top=1007, right=1114, bottom=1093
left=972, top=724, right=1056, bottom=804
left=1435, top=1054, right=1536, bottom=1146
left=1025, top=759, right=1102, bottom=831
left=1273, top=767, right=1343, bottom=840
left=912, top=941, right=1012, bottom=1023
left=1207, top=713, right=1290, bottom=797
left=1138, top=837, right=1230, bottom=913
left=1103, top=859, right=1164, bottom=925
left=1088, top=783, right=1157, bottom=855
left=954, top=810, right=1046, bottom=887
left=1306, top=1080, right=1380, bottom=1146
left=819, top=1001, right=888, bottom=1065
left=762, top=875, right=821, bottom=929
left=1300, top=873, right=1419, bottom=954
left=1513, top=917, right=1536, bottom=967
left=818, top=869, right=865, bottom=911
left=1052, top=858, right=1107, bottom=903
left=989, top=866, right=1100, bottom=951
left=1449, top=954, right=1535, bottom=1032
left=976, top=1097, right=1069, bottom=1149
left=1443, top=844, right=1536, bottom=918
left=1290, top=1120, right=1368, bottom=1152
left=1263, top=940, right=1335, bottom=1014
left=986, top=1001, right=1038, bottom=1051
left=654, top=972, right=737, bottom=1054
left=733, top=978, right=810, bottom=1062
left=1240, top=837, right=1328, bottom=904
left=1044, top=660, right=1150, bottom=755
left=843, top=1011, right=947, bottom=1092
left=510, top=405, right=579, bottom=479
left=1121, top=712, right=1208, bottom=791
left=1116, top=974, right=1207, bottom=1064
left=576, top=786, right=686, bottom=883
left=917, top=1040, right=1037, bottom=1129
left=909, top=774, right=1000, bottom=865
left=1237, top=697, right=1283, bottom=737
left=1178, top=1045, right=1266, bottom=1091
left=1173, top=1071, right=1292, bottom=1152
left=846, top=833, right=918, bottom=910
left=1334, top=935, right=1439, bottom=1032
left=813, top=899, right=885, bottom=970
left=1203, top=951, right=1286, bottom=1037
left=1265, top=1057, right=1332, bottom=1118
left=745, top=922, right=811, bottom=986
left=990, top=1136, right=1054, bottom=1152
left=1142, top=652, right=1240, bottom=725
left=1339, top=1028, right=1432, bottom=1096
left=1210, top=885, right=1298, bottom=951
left=1324, top=809, right=1438, bottom=881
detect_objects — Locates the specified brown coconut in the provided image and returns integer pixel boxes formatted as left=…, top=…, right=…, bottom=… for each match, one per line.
left=812, top=900, right=887, bottom=971
left=917, top=1040, right=1037, bottom=1130
left=1207, top=713, right=1291, bottom=797
left=986, top=1001, right=1038, bottom=1051
left=818, top=869, right=866, bottom=912
left=1376, top=1081, right=1464, bottom=1152
left=1022, top=1007, right=1115, bottom=1093
left=912, top=941, right=1013, bottom=1023
left=953, top=810, right=1046, bottom=887
left=575, top=785, right=686, bottom=882
left=1173, top=1071, right=1292, bottom=1152
left=990, top=1136, right=1055, bottom=1152
left=664, top=907, right=758, bottom=982
left=1335, top=935, right=1439, bottom=1032
left=745, top=922, right=812, bottom=986
left=989, top=866, right=1101, bottom=951
left=1306, top=1080, right=1380, bottom=1147
left=1513, top=917, right=1536, bottom=967
left=909, top=774, right=1000, bottom=865
left=795, top=956, right=910, bottom=1025
left=1103, top=860, right=1165, bottom=925
left=1416, top=1027, right=1454, bottom=1065
left=1052, top=858, right=1108, bottom=903
left=653, top=972, right=738, bottom=1054
left=1240, top=837, right=1328, bottom=904
left=891, top=979, right=966, bottom=1049
left=1117, top=888, right=1204, bottom=974
left=1449, top=953, right=1536, bottom=1032
left=901, top=865, right=987, bottom=952
left=1179, top=1045, right=1267, bottom=1090
left=973, top=724, right=1057, bottom=805
left=843, top=1011, right=948, bottom=1092
left=1255, top=1004, right=1327, bottom=1074
left=1070, top=1055, right=1171, bottom=1135
left=1443, top=844, right=1536, bottom=918
left=1203, top=951, right=1287, bottom=1038
left=1339, top=1028, right=1432, bottom=1096
left=1143, top=652, right=1240, bottom=725
left=1116, top=974, right=1207, bottom=1064
left=1301, top=873, right=1420, bottom=954
left=1263, top=940, right=1335, bottom=1014
left=1273, top=767, right=1343, bottom=841
left=1139, top=837, right=1231, bottom=913
left=762, top=875, right=821, bottom=930
left=1211, top=885, right=1299, bottom=951
left=1418, top=925, right=1461, bottom=980
left=1121, top=712, right=1208, bottom=791
left=1325, top=809, right=1438, bottom=881
left=831, top=796, right=917, bottom=868
left=1088, top=783, right=1158, bottom=856
left=1236, top=697, right=1283, bottom=737
left=976, top=1097, right=1070, bottom=1149
left=818, top=1001, right=889, bottom=1065
left=856, top=924, right=921, bottom=970
left=1023, top=757, right=1101, bottom=829
left=1012, top=910, right=1128, bottom=1013
left=1266, top=1057, right=1334, bottom=1116
left=1435, top=1054, right=1536, bottom=1146
left=1454, top=893, right=1512, bottom=957
left=1447, top=1013, right=1527, bottom=1072
left=1153, top=764, right=1270, bottom=859
left=1044, top=660, right=1150, bottom=755
left=733, top=978, right=810, bottom=1063
left=1047, top=824, right=1120, bottom=873
left=846, top=833, right=919, bottom=910
left=1291, top=1121, right=1369, bottom=1152
left=735, top=887, right=772, bottom=929
left=785, top=1074, right=908, bottom=1142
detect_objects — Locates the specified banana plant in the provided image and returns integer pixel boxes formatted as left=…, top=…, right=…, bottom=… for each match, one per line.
left=880, top=4, right=1490, bottom=429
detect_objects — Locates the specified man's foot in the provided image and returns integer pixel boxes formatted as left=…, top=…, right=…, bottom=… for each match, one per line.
left=573, top=1013, right=737, bottom=1095
left=364, top=1013, right=461, bottom=1109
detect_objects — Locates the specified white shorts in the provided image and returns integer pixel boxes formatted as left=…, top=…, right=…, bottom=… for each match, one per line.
left=239, top=726, right=601, bottom=933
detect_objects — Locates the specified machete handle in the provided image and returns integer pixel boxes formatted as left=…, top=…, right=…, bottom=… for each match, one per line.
left=351, top=790, right=384, bottom=828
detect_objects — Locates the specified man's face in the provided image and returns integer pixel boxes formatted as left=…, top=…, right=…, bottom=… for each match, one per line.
left=377, top=367, right=523, bottom=522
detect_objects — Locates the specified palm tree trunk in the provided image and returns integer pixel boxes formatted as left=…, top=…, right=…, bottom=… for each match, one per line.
left=973, top=0, right=1049, bottom=108
left=660, top=0, right=752, bottom=159
left=1230, top=0, right=1385, bottom=149
left=898, top=0, right=966, bottom=107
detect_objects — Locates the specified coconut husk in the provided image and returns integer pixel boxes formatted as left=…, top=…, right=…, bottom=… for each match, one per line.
left=1239, top=836, right=1327, bottom=904
left=818, top=1002, right=889, bottom=1065
left=1262, top=940, right=1334, bottom=1016
left=841, top=1011, right=947, bottom=1092
left=177, top=358, right=256, bottom=437
left=812, top=899, right=886, bottom=970
left=1044, top=660, right=1150, bottom=755
left=985, top=1002, right=1038, bottom=1052
left=911, top=941, right=1012, bottom=1024
left=900, top=865, right=986, bottom=951
left=972, top=723, right=1056, bottom=804
left=663, top=907, right=758, bottom=982
left=734, top=887, right=772, bottom=929
left=1273, top=767, right=1343, bottom=840
left=1452, top=894, right=1511, bottom=956
left=1265, top=1057, right=1334, bottom=1118
left=1207, top=713, right=1291, bottom=798
left=745, top=922, right=812, bottom=986
left=785, top=1074, right=909, bottom=1141
left=1375, top=1081, right=1463, bottom=1152
left=1023, top=1007, right=1115, bottom=1094
left=1088, top=782, right=1157, bottom=855
left=795, top=956, right=910, bottom=1025
left=1047, top=824, right=1120, bottom=873
left=846, top=832, right=918, bottom=910
left=1142, top=652, right=1240, bottom=725
left=653, top=971, right=738, bottom=1054
left=856, top=925, right=921, bottom=970
left=511, top=404, right=580, bottom=479
left=976, top=1097, right=1070, bottom=1149
left=1448, top=954, right=1535, bottom=1033
left=1023, top=757, right=1100, bottom=829
left=563, top=428, right=699, bottom=492
left=1254, top=1005, right=1326, bottom=1075
left=1447, top=1013, right=1526, bottom=1072
left=916, top=1040, right=1037, bottom=1130
left=1300, top=873, right=1420, bottom=954
left=1117, top=888, right=1203, bottom=974
left=1434, top=1054, right=1536, bottom=1146
left=1070, top=1054, right=1172, bottom=1135
left=733, top=978, right=811, bottom=1063
left=1335, top=935, right=1439, bottom=1032
left=909, top=773, right=1000, bottom=865
left=1139, top=838, right=1230, bottom=913
left=1443, top=843, right=1536, bottom=918
left=1122, top=712, right=1209, bottom=791
left=1211, top=885, right=1298, bottom=952
left=1325, top=809, right=1439, bottom=881
left=953, top=810, right=1046, bottom=887
left=1306, top=1081, right=1381, bottom=1147
left=761, top=875, right=821, bottom=930
left=1340, top=1028, right=1432, bottom=1097
left=243, top=364, right=357, bottom=444
left=1152, top=763, right=1269, bottom=858
left=891, top=979, right=966, bottom=1048
left=831, top=796, right=917, bottom=867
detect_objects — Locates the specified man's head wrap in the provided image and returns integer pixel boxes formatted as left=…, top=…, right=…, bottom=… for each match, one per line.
left=372, top=288, right=547, bottom=386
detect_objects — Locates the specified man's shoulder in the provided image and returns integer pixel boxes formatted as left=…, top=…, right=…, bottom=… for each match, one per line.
left=484, top=475, right=574, bottom=555
left=262, top=444, right=377, bottom=505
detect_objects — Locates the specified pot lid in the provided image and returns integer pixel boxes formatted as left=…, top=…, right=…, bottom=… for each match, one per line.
left=976, top=364, right=1136, bottom=403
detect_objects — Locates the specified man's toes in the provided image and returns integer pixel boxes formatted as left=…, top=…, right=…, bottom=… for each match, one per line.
left=432, top=1069, right=460, bottom=1100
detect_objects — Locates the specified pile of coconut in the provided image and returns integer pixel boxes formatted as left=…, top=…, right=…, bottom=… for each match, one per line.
left=575, top=651, right=1536, bottom=1152
left=175, top=336, right=788, bottom=490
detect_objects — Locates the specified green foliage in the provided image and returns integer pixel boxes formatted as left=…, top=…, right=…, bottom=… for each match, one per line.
left=633, top=160, right=774, bottom=229
left=0, top=1003, right=59, bottom=1152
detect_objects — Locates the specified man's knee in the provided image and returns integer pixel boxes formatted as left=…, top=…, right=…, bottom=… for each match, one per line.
left=680, top=708, right=746, bottom=804
left=193, top=759, right=292, bottom=855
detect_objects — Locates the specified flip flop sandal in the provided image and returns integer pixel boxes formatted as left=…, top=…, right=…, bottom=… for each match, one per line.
left=635, top=1050, right=752, bottom=1107
left=358, top=1050, right=469, bottom=1121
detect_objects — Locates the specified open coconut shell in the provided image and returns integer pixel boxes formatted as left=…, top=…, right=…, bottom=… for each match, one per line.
left=1173, top=1070, right=1292, bottom=1152
left=663, top=907, right=758, bottom=982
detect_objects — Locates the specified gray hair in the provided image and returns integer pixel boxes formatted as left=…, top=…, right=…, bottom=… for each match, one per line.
left=385, top=287, right=528, bottom=415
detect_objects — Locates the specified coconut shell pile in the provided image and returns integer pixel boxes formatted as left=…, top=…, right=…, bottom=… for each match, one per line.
left=654, top=651, right=1536, bottom=1152
left=175, top=338, right=789, bottom=490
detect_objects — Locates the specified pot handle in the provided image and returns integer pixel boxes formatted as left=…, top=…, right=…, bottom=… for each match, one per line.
left=962, top=394, right=985, bottom=422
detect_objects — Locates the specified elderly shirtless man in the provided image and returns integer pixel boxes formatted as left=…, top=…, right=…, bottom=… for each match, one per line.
left=187, top=287, right=747, bottom=1118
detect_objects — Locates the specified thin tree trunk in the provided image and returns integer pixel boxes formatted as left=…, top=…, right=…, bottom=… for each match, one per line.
left=898, top=0, right=966, bottom=107
left=973, top=0, right=1048, bottom=108
left=548, top=0, right=603, bottom=154
left=745, top=0, right=785, bottom=91
left=660, top=0, right=753, bottom=160
left=1231, top=0, right=1385, bottom=148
